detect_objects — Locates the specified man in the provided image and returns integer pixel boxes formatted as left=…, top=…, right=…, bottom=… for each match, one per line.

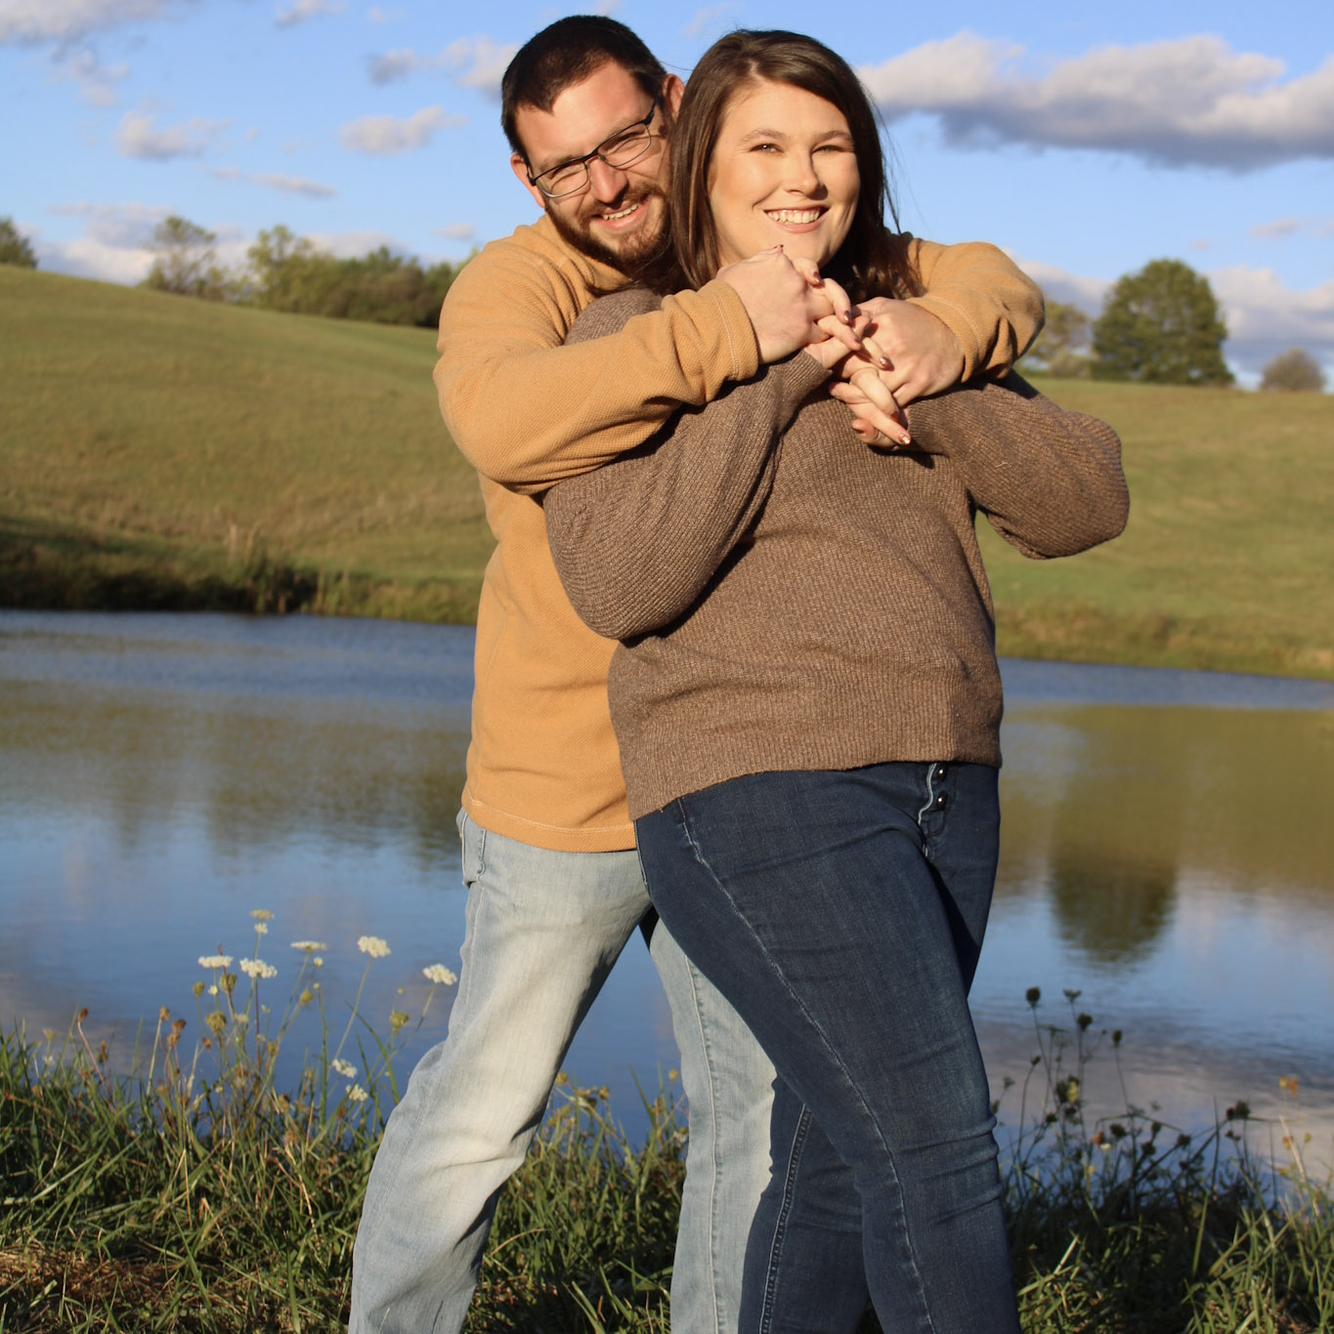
left=350, top=17, right=1044, bottom=1333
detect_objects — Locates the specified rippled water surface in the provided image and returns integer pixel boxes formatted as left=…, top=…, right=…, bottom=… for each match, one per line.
left=3, top=611, right=1331, bottom=1153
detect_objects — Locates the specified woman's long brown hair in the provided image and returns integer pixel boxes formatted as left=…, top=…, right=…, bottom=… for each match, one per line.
left=635, top=29, right=920, bottom=303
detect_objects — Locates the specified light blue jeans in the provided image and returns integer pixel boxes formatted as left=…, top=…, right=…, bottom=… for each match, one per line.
left=348, top=811, right=780, bottom=1333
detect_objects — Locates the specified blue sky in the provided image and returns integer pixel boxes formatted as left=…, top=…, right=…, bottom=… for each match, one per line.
left=4, top=0, right=1332, bottom=381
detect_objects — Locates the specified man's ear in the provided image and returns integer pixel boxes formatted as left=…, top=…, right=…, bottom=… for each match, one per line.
left=662, top=74, right=685, bottom=120
left=511, top=153, right=547, bottom=211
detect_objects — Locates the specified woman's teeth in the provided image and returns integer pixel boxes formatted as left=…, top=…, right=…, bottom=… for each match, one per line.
left=767, top=209, right=822, bottom=224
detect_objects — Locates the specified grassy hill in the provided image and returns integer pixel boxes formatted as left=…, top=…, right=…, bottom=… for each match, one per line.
left=3, top=265, right=1331, bottom=679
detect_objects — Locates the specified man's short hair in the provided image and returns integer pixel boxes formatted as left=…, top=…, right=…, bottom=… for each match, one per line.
left=501, top=15, right=668, bottom=160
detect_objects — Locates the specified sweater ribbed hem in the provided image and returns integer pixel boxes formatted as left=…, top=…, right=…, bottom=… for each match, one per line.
left=461, top=788, right=637, bottom=854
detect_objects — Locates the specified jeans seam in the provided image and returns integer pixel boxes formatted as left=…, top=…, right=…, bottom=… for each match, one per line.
left=758, top=1102, right=813, bottom=1334
left=678, top=949, right=726, bottom=1334
left=674, top=802, right=938, bottom=1331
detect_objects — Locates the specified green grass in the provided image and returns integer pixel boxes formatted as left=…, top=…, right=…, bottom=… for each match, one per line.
left=1, top=1009, right=1328, bottom=1332
left=1, top=266, right=485, bottom=624
left=3, top=266, right=1332, bottom=678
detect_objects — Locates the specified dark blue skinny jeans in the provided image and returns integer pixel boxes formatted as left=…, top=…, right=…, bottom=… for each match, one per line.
left=636, top=762, right=1020, bottom=1334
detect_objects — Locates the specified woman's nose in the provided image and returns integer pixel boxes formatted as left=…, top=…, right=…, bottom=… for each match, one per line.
left=783, top=154, right=822, bottom=195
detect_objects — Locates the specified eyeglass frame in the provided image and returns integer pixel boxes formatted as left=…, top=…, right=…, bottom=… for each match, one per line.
left=525, top=95, right=663, bottom=200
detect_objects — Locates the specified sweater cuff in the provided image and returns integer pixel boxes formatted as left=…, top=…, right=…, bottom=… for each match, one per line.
left=905, top=293, right=983, bottom=382
left=697, top=277, right=762, bottom=381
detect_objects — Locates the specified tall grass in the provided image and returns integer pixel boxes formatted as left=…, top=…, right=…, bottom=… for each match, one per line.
left=1, top=914, right=1328, bottom=1331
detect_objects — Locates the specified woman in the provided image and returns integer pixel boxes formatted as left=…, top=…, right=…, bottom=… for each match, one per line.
left=543, top=30, right=1128, bottom=1332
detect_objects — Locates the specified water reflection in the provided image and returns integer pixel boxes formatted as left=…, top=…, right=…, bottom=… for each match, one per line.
left=2, top=612, right=1332, bottom=1153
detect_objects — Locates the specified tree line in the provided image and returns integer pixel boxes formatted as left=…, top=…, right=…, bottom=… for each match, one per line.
left=135, top=215, right=463, bottom=329
left=2, top=215, right=1327, bottom=391
left=1020, top=257, right=1326, bottom=392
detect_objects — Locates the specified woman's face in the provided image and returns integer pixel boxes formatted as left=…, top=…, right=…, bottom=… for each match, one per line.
left=707, top=78, right=859, bottom=272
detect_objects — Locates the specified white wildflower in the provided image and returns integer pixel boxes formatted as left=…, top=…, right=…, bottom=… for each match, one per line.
left=250, top=909, right=274, bottom=921
left=207, top=985, right=218, bottom=997
left=357, top=935, right=391, bottom=959
left=240, top=958, right=278, bottom=980
left=198, top=955, right=233, bottom=970
left=312, top=957, right=324, bottom=968
left=254, top=922, right=269, bottom=936
left=233, top=1012, right=250, bottom=1026
left=291, top=941, right=328, bottom=953
left=347, top=1084, right=369, bottom=1103
left=422, top=964, right=458, bottom=986
left=331, top=1058, right=357, bottom=1078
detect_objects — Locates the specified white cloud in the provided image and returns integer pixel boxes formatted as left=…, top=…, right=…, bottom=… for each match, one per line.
left=1250, top=216, right=1334, bottom=240
left=860, top=35, right=1334, bottom=171
left=436, top=223, right=475, bottom=241
left=0, top=0, right=182, bottom=45
left=1210, top=266, right=1334, bottom=368
left=210, top=168, right=337, bottom=198
left=366, top=34, right=516, bottom=96
left=42, top=235, right=157, bottom=284
left=339, top=105, right=462, bottom=155
left=305, top=229, right=403, bottom=258
left=1013, top=257, right=1110, bottom=314
left=54, top=44, right=130, bottom=105
left=366, top=47, right=420, bottom=84
left=38, top=203, right=248, bottom=285
left=49, top=200, right=168, bottom=249
left=443, top=35, right=515, bottom=95
left=275, top=0, right=345, bottom=29
left=117, top=111, right=227, bottom=160
left=1016, top=255, right=1334, bottom=375
left=1251, top=218, right=1302, bottom=239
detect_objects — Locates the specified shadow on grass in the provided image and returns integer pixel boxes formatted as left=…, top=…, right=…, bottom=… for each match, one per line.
left=1, top=513, right=321, bottom=614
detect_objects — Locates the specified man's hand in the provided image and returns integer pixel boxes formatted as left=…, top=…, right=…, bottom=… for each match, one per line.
left=851, top=297, right=965, bottom=405
left=803, top=313, right=912, bottom=446
left=717, top=248, right=863, bottom=363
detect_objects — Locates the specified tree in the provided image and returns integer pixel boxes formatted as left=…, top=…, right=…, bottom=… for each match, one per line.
left=1260, top=348, right=1326, bottom=393
left=242, top=225, right=462, bottom=326
left=142, top=215, right=226, bottom=299
left=1092, top=259, right=1233, bottom=386
left=0, top=216, right=38, bottom=268
left=1021, top=301, right=1091, bottom=378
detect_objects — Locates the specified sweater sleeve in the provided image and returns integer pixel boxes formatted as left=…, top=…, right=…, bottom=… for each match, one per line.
left=905, top=238, right=1046, bottom=380
left=905, top=374, right=1130, bottom=559
left=544, top=291, right=830, bottom=641
left=435, top=232, right=760, bottom=495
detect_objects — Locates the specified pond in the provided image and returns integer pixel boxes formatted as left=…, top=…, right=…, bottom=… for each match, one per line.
left=3, top=611, right=1331, bottom=1158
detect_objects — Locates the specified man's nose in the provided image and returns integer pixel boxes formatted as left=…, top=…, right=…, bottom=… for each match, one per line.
left=587, top=155, right=630, bottom=201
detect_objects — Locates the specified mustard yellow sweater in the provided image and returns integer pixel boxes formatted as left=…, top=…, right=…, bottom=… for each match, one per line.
left=437, top=215, right=1044, bottom=851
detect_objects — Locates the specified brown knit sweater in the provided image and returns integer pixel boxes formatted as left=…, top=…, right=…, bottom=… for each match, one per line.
left=544, top=288, right=1129, bottom=820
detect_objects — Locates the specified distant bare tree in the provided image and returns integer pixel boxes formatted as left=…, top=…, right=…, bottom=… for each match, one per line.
left=142, top=215, right=226, bottom=299
left=1022, top=301, right=1092, bottom=378
left=1259, top=348, right=1326, bottom=393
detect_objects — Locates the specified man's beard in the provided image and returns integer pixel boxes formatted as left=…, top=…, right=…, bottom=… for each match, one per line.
left=546, top=183, right=667, bottom=274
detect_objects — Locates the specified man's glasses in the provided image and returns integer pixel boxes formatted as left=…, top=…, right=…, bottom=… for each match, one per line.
left=527, top=97, right=661, bottom=200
